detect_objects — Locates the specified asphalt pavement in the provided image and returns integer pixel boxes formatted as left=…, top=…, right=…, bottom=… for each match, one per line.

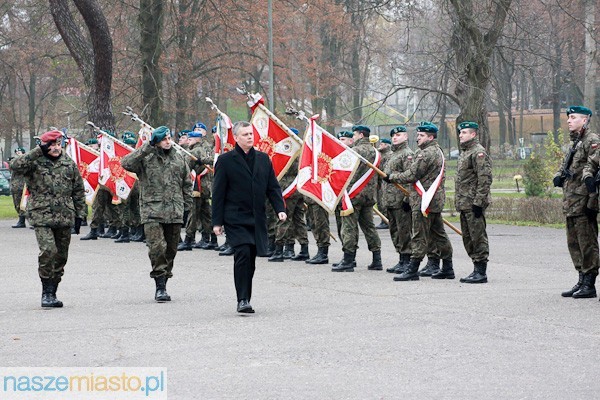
left=1, top=219, right=600, bottom=399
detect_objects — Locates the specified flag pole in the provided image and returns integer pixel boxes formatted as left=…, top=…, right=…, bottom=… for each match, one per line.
left=373, top=206, right=389, bottom=225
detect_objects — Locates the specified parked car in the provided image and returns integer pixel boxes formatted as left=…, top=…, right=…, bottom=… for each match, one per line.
left=449, top=149, right=459, bottom=160
left=0, top=175, right=10, bottom=196
left=0, top=168, right=11, bottom=183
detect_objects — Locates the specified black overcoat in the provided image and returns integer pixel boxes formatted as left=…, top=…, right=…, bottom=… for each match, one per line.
left=212, top=146, right=285, bottom=256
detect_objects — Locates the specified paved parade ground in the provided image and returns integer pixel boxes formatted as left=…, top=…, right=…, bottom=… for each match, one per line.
left=2, top=219, right=600, bottom=399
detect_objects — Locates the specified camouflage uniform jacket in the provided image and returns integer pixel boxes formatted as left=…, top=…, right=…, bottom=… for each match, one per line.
left=388, top=139, right=446, bottom=213
left=377, top=146, right=392, bottom=208
left=279, top=158, right=299, bottom=191
left=382, top=142, right=414, bottom=209
left=349, top=137, right=378, bottom=206
left=563, top=130, right=600, bottom=216
left=10, top=147, right=86, bottom=227
left=121, top=143, right=193, bottom=224
left=9, top=163, right=25, bottom=194
left=187, top=141, right=214, bottom=194
left=455, top=137, right=492, bottom=211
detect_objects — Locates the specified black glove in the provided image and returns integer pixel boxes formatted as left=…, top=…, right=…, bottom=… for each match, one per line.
left=382, top=175, right=391, bottom=183
left=39, top=142, right=51, bottom=155
left=584, top=207, right=598, bottom=221
left=402, top=201, right=411, bottom=212
left=585, top=176, right=596, bottom=193
left=74, top=217, right=82, bottom=235
left=472, top=205, right=483, bottom=218
left=553, top=176, right=564, bottom=188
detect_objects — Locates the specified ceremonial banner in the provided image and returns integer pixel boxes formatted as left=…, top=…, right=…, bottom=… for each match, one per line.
left=99, top=134, right=137, bottom=204
left=214, top=113, right=235, bottom=161
left=247, top=93, right=302, bottom=180
left=136, top=125, right=152, bottom=148
left=296, top=116, right=360, bottom=214
left=340, top=147, right=381, bottom=216
left=66, top=138, right=100, bottom=206
left=413, top=148, right=445, bottom=216
left=19, top=185, right=29, bottom=211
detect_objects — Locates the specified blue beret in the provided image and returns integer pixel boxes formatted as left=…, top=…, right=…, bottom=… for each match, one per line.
left=457, top=121, right=479, bottom=131
left=212, top=126, right=217, bottom=133
left=290, top=128, right=299, bottom=135
left=151, top=126, right=170, bottom=143
left=566, top=106, right=592, bottom=116
left=188, top=131, right=202, bottom=138
left=352, top=125, right=371, bottom=134
left=417, top=121, right=439, bottom=134
left=192, top=122, right=207, bottom=131
left=390, top=126, right=407, bottom=136
left=380, top=138, right=392, bottom=145
left=337, top=130, right=354, bottom=139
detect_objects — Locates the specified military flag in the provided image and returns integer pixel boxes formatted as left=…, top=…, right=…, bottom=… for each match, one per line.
left=413, top=148, right=446, bottom=216
left=19, top=185, right=29, bottom=211
left=136, top=125, right=152, bottom=148
left=98, top=134, right=137, bottom=204
left=66, top=138, right=100, bottom=206
left=214, top=113, right=235, bottom=161
left=296, top=116, right=361, bottom=214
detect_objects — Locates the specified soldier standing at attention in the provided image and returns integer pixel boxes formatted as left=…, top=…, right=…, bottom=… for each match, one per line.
left=10, top=147, right=27, bottom=228
left=557, top=106, right=600, bottom=299
left=455, top=122, right=492, bottom=283
left=121, top=126, right=193, bottom=302
left=333, top=125, right=382, bottom=272
left=10, top=130, right=86, bottom=308
left=386, top=122, right=453, bottom=282
left=376, top=138, right=392, bottom=229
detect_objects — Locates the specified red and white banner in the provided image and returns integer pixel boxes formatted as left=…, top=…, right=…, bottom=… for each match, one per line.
left=19, top=185, right=29, bottom=211
left=248, top=93, right=302, bottom=180
left=340, top=148, right=381, bottom=215
left=413, top=148, right=445, bottom=216
left=99, top=134, right=137, bottom=204
left=296, top=116, right=360, bottom=214
left=136, top=125, right=152, bottom=149
left=66, top=138, right=100, bottom=206
left=214, top=113, right=235, bottom=164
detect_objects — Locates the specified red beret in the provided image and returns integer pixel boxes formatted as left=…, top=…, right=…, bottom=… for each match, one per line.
left=40, top=130, right=63, bottom=143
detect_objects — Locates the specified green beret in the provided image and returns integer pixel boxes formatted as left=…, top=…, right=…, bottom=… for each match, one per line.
left=390, top=126, right=407, bottom=136
left=179, top=129, right=192, bottom=136
left=417, top=121, right=439, bottom=135
left=86, top=138, right=98, bottom=145
left=457, top=121, right=479, bottom=131
left=380, top=138, right=392, bottom=145
left=123, top=137, right=137, bottom=146
left=566, top=106, right=592, bottom=116
left=337, top=130, right=354, bottom=139
left=352, top=125, right=371, bottom=134
left=151, top=126, right=170, bottom=144
left=104, top=130, right=117, bottom=138
left=15, top=147, right=26, bottom=154
left=121, top=131, right=136, bottom=140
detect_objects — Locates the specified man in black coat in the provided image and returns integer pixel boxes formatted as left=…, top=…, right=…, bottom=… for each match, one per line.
left=212, top=121, right=287, bottom=313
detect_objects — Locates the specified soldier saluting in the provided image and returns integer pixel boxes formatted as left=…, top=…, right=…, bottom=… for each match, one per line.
left=556, top=106, right=600, bottom=299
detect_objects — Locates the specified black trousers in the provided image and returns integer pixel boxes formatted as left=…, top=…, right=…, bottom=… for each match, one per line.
left=233, top=244, right=257, bottom=302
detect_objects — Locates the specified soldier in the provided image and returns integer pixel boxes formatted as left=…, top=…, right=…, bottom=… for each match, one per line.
left=376, top=138, right=392, bottom=229
left=386, top=121, right=454, bottom=281
left=304, top=196, right=331, bottom=264
left=382, top=126, right=414, bottom=274
left=558, top=106, right=600, bottom=298
left=121, top=126, right=193, bottom=302
left=331, top=131, right=354, bottom=268
left=455, top=121, right=492, bottom=283
left=10, top=147, right=27, bottom=228
left=10, top=130, right=86, bottom=307
left=333, top=125, right=382, bottom=272
left=178, top=130, right=191, bottom=149
left=113, top=132, right=140, bottom=243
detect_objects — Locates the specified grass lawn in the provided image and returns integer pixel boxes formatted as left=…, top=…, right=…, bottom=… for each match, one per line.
left=0, top=195, right=17, bottom=220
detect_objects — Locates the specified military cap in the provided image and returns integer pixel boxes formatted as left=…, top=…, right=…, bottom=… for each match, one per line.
left=86, top=138, right=98, bottom=145
left=390, top=126, right=407, bottom=136
left=179, top=129, right=191, bottom=137
left=416, top=121, right=439, bottom=135
left=457, top=121, right=479, bottom=131
left=337, top=130, right=354, bottom=139
left=566, top=106, right=593, bottom=116
left=40, top=130, right=63, bottom=143
left=151, top=126, right=170, bottom=144
left=290, top=128, right=300, bottom=135
left=352, top=125, right=371, bottom=134
left=380, top=138, right=392, bottom=145
left=192, top=122, right=207, bottom=131
left=121, top=131, right=136, bottom=140
left=188, top=131, right=202, bottom=138
left=123, top=137, right=137, bottom=146
left=212, top=126, right=217, bottom=134
left=14, top=147, right=26, bottom=154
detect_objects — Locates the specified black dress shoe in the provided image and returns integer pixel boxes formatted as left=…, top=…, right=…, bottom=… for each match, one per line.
left=219, top=245, right=235, bottom=256
left=237, top=299, right=255, bottom=313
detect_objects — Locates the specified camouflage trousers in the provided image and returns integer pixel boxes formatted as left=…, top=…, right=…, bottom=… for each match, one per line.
left=411, top=211, right=452, bottom=261
left=341, top=203, right=381, bottom=254
left=34, top=227, right=71, bottom=281
left=334, top=207, right=343, bottom=244
left=120, top=185, right=141, bottom=227
left=566, top=215, right=599, bottom=275
left=185, top=194, right=211, bottom=238
left=388, top=207, right=412, bottom=255
left=90, top=188, right=122, bottom=229
left=145, top=222, right=181, bottom=279
left=460, top=210, right=489, bottom=262
left=11, top=184, right=25, bottom=217
left=275, top=194, right=308, bottom=245
left=267, top=202, right=277, bottom=239
left=307, top=203, right=330, bottom=248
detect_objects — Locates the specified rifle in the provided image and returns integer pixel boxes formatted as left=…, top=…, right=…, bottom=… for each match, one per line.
left=559, top=123, right=588, bottom=183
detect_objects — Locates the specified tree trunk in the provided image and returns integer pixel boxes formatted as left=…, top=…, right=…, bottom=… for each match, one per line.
left=584, top=0, right=597, bottom=132
left=139, top=0, right=164, bottom=126
left=28, top=74, right=35, bottom=147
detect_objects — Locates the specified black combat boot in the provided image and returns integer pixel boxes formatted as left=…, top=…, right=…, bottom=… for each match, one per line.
left=386, top=254, right=404, bottom=273
left=561, top=272, right=585, bottom=297
left=129, top=225, right=142, bottom=241
left=12, top=216, right=26, bottom=228
left=418, top=258, right=440, bottom=277
left=460, top=261, right=488, bottom=283
left=80, top=227, right=99, bottom=241
left=291, top=244, right=310, bottom=261
left=264, top=236, right=276, bottom=257
left=115, top=226, right=131, bottom=243
left=282, top=243, right=295, bottom=259
left=100, top=226, right=116, bottom=238
left=41, top=278, right=63, bottom=308
left=306, top=247, right=329, bottom=264
left=394, top=258, right=421, bottom=281
left=194, top=233, right=209, bottom=249
left=572, top=273, right=597, bottom=299
left=110, top=228, right=122, bottom=239
left=177, top=236, right=194, bottom=251
left=219, top=242, right=234, bottom=256
left=268, top=244, right=284, bottom=262
left=205, top=233, right=218, bottom=250
left=332, top=255, right=344, bottom=267
left=367, top=250, right=383, bottom=270
left=331, top=251, right=356, bottom=272
left=154, top=276, right=171, bottom=302
left=432, top=259, right=455, bottom=279
left=98, top=224, right=105, bottom=236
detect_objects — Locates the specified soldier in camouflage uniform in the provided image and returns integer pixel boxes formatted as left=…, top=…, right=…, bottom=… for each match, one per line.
left=386, top=122, right=453, bottom=282
left=455, top=121, right=492, bottom=284
left=113, top=133, right=140, bottom=243
left=304, top=196, right=331, bottom=264
left=122, top=126, right=193, bottom=302
left=10, top=147, right=27, bottom=228
left=10, top=130, right=86, bottom=308
left=333, top=125, right=382, bottom=272
left=330, top=131, right=354, bottom=268
left=381, top=126, right=414, bottom=274
left=558, top=106, right=600, bottom=299
left=376, top=138, right=392, bottom=229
